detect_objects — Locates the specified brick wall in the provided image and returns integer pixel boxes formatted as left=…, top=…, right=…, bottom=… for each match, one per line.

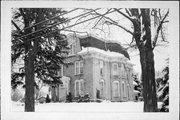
left=63, top=56, right=94, bottom=98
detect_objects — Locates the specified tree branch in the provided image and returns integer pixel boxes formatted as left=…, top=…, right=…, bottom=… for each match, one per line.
left=105, top=21, right=134, bottom=35
left=75, top=8, right=101, bottom=25
left=90, top=9, right=134, bottom=36
left=114, top=8, right=133, bottom=22
left=19, top=8, right=26, bottom=20
left=11, top=20, right=21, bottom=31
left=125, top=8, right=132, bottom=17
left=153, top=10, right=169, bottom=49
left=92, top=9, right=112, bottom=29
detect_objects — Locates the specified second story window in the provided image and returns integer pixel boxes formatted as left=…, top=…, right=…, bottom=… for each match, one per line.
left=121, top=64, right=125, bottom=77
left=75, top=61, right=83, bottom=75
left=100, top=60, right=104, bottom=75
left=113, top=63, right=118, bottom=75
left=126, top=68, right=131, bottom=81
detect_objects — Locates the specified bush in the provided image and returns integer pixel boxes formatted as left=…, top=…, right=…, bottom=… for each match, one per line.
left=46, top=94, right=51, bottom=103
left=38, top=97, right=46, bottom=104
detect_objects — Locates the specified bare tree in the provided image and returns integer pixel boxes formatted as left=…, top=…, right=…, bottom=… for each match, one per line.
left=78, top=8, right=169, bottom=112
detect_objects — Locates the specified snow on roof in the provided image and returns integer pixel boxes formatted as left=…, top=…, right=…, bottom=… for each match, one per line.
left=78, top=47, right=125, bottom=58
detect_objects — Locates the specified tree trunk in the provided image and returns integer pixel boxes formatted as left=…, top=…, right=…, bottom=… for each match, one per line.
left=135, top=9, right=158, bottom=112
left=24, top=31, right=35, bottom=111
left=25, top=54, right=35, bottom=112
left=23, top=9, right=42, bottom=112
left=23, top=10, right=35, bottom=111
left=140, top=48, right=157, bottom=112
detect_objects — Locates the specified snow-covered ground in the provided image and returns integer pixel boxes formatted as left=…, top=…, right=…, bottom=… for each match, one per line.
left=11, top=101, right=163, bottom=112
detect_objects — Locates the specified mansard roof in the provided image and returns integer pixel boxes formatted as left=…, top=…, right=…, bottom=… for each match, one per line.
left=79, top=35, right=130, bottom=60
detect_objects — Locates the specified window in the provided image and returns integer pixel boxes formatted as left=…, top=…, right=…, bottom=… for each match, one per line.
left=126, top=68, right=129, bottom=80
left=122, top=81, right=126, bottom=97
left=127, top=85, right=130, bottom=100
left=99, top=79, right=104, bottom=96
left=80, top=61, right=83, bottom=74
left=75, top=61, right=83, bottom=75
left=127, top=69, right=131, bottom=81
left=69, top=44, right=76, bottom=55
left=100, top=60, right=104, bottom=75
left=113, top=81, right=120, bottom=97
left=113, top=63, right=118, bottom=75
left=75, top=61, right=79, bottom=75
left=64, top=81, right=69, bottom=94
left=75, top=80, right=84, bottom=97
left=121, top=64, right=125, bottom=76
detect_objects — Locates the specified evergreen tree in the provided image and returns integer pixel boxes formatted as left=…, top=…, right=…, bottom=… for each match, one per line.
left=133, top=74, right=142, bottom=92
left=132, top=74, right=143, bottom=101
left=156, top=59, right=169, bottom=112
left=11, top=8, right=69, bottom=111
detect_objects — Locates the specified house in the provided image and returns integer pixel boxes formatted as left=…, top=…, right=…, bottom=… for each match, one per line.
left=52, top=34, right=134, bottom=102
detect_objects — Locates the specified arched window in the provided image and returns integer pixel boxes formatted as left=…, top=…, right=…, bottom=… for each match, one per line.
left=122, top=81, right=126, bottom=97
left=113, top=81, right=120, bottom=97
left=127, top=84, right=130, bottom=99
left=99, top=79, right=104, bottom=96
left=75, top=79, right=84, bottom=97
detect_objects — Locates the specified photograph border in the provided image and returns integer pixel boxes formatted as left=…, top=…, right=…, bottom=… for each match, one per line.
left=1, top=1, right=179, bottom=120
